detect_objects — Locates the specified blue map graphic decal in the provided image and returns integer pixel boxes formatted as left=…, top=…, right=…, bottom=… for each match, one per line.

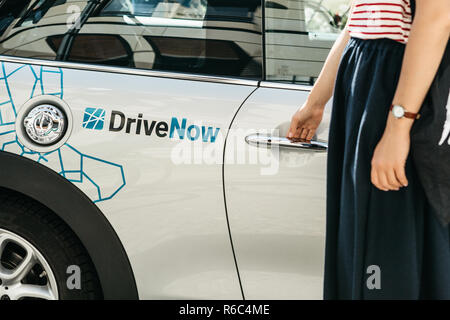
left=0, top=62, right=126, bottom=203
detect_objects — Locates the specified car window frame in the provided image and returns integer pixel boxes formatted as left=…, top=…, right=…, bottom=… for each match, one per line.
left=56, top=0, right=264, bottom=82
left=0, top=0, right=317, bottom=91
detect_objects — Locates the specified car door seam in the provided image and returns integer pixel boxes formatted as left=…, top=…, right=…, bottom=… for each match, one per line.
left=222, top=86, right=259, bottom=301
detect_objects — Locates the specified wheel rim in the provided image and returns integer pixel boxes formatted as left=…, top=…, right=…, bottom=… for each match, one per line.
left=0, top=228, right=58, bottom=300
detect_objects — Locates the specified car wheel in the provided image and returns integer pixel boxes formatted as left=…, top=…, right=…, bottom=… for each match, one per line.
left=0, top=191, right=102, bottom=300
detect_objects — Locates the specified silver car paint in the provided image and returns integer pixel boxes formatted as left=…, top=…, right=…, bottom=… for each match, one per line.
left=0, top=60, right=256, bottom=299
left=225, top=87, right=332, bottom=299
left=0, top=0, right=347, bottom=300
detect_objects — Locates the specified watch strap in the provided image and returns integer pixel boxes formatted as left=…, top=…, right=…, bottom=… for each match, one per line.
left=390, top=104, right=421, bottom=120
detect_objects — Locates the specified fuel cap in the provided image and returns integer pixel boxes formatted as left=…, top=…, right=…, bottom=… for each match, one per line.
left=15, top=95, right=73, bottom=153
left=23, top=105, right=66, bottom=145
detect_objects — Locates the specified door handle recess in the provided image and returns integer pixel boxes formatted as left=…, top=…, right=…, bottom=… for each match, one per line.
left=245, top=134, right=328, bottom=152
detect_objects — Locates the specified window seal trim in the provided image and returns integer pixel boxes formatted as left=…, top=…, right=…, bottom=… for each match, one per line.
left=259, top=81, right=312, bottom=91
left=0, top=56, right=313, bottom=90
left=0, top=55, right=259, bottom=86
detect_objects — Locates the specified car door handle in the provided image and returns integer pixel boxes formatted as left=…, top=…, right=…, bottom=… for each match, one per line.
left=245, top=134, right=328, bottom=152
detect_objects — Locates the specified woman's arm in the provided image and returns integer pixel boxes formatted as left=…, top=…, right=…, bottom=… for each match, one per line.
left=371, top=0, right=450, bottom=191
left=287, top=1, right=355, bottom=141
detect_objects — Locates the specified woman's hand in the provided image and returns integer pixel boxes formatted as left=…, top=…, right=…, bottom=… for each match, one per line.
left=371, top=0, right=450, bottom=192
left=287, top=102, right=324, bottom=141
left=371, top=115, right=413, bottom=191
left=284, top=24, right=351, bottom=142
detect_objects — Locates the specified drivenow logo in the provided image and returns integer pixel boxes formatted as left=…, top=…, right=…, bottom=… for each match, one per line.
left=82, top=109, right=220, bottom=143
left=83, top=107, right=106, bottom=130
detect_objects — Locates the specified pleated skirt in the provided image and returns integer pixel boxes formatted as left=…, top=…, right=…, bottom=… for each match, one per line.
left=324, top=37, right=450, bottom=300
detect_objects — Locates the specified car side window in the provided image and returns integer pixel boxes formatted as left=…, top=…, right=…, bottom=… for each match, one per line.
left=0, top=0, right=89, bottom=60
left=47, top=33, right=134, bottom=67
left=264, top=0, right=350, bottom=85
left=74, top=0, right=263, bottom=79
left=0, top=0, right=31, bottom=36
left=0, top=0, right=263, bottom=80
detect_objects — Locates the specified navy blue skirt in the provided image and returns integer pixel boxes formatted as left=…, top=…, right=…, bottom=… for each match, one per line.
left=324, top=37, right=450, bottom=300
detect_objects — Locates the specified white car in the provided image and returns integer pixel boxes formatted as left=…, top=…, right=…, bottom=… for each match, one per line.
left=0, top=0, right=349, bottom=300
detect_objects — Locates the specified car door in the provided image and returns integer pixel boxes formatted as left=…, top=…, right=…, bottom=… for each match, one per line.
left=0, top=0, right=263, bottom=299
left=224, top=0, right=351, bottom=299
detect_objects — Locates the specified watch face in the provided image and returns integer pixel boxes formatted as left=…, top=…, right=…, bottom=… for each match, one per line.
left=392, top=105, right=405, bottom=118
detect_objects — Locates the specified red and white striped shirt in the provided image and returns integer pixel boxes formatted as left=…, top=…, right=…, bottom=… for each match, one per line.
left=348, top=0, right=413, bottom=44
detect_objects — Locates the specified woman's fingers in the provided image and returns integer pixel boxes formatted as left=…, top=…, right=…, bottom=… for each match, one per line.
left=394, top=165, right=409, bottom=187
left=287, top=116, right=303, bottom=139
left=293, top=126, right=303, bottom=139
left=375, top=170, right=390, bottom=191
left=371, top=167, right=383, bottom=191
left=379, top=171, right=392, bottom=191
left=370, top=129, right=411, bottom=192
left=288, top=114, right=303, bottom=138
left=371, top=160, right=392, bottom=191
left=372, top=165, right=408, bottom=191
left=300, top=128, right=309, bottom=140
left=306, top=129, right=315, bottom=141
left=291, top=125, right=311, bottom=140
left=386, top=169, right=401, bottom=190
left=295, top=128, right=315, bottom=141
left=287, top=104, right=324, bottom=140
left=301, top=129, right=315, bottom=141
left=287, top=119, right=298, bottom=138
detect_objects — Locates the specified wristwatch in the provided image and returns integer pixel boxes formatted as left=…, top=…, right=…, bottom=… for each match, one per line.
left=390, top=104, right=420, bottom=120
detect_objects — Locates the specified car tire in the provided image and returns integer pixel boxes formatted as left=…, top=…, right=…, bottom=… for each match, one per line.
left=0, top=190, right=102, bottom=300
